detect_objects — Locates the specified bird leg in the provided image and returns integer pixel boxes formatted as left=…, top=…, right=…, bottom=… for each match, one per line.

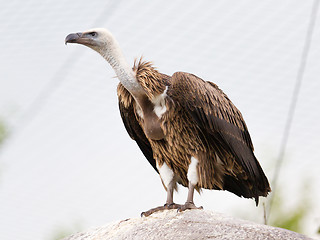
left=165, top=180, right=174, bottom=205
left=141, top=181, right=181, bottom=217
left=178, top=181, right=203, bottom=212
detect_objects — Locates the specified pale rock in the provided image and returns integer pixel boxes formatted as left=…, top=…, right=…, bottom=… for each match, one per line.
left=63, top=209, right=313, bottom=240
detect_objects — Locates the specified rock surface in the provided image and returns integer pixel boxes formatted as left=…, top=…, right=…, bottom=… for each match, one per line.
left=63, top=209, right=313, bottom=240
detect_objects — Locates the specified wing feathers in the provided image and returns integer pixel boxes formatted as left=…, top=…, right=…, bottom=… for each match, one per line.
left=170, top=72, right=270, bottom=200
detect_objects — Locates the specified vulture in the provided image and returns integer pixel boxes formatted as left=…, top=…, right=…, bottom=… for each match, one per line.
left=65, top=28, right=271, bottom=216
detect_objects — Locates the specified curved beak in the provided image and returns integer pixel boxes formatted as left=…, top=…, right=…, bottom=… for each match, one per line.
left=65, top=32, right=83, bottom=45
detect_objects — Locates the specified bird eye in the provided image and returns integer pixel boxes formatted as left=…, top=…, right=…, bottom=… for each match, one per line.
left=88, top=32, right=97, bottom=37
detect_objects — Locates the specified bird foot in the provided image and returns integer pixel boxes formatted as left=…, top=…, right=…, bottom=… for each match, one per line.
left=177, top=201, right=203, bottom=212
left=141, top=203, right=182, bottom=217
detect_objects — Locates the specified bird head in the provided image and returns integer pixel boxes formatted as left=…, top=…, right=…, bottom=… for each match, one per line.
left=65, top=28, right=115, bottom=54
left=65, top=28, right=137, bottom=92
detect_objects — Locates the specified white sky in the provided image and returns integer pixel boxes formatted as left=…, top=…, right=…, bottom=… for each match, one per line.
left=0, top=0, right=319, bottom=239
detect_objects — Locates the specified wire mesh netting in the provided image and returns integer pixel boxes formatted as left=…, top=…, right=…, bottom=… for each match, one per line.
left=0, top=0, right=319, bottom=239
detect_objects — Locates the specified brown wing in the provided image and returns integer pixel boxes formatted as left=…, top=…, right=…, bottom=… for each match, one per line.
left=169, top=72, right=270, bottom=203
left=117, top=83, right=158, bottom=173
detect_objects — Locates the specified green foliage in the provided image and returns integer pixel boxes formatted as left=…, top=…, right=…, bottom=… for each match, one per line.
left=0, top=119, right=8, bottom=146
left=267, top=180, right=316, bottom=236
left=50, top=228, right=74, bottom=240
left=254, top=150, right=314, bottom=235
left=235, top=180, right=314, bottom=236
left=50, top=229, right=70, bottom=240
left=48, top=222, right=83, bottom=240
left=268, top=191, right=309, bottom=234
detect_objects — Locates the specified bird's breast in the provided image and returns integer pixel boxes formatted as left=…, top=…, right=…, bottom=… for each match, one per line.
left=142, top=107, right=165, bottom=140
left=144, top=119, right=165, bottom=140
left=135, top=94, right=166, bottom=140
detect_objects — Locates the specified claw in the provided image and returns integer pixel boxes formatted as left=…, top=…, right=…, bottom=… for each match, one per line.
left=141, top=203, right=182, bottom=217
left=177, top=202, right=203, bottom=212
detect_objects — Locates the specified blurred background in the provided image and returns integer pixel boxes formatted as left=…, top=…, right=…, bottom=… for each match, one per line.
left=0, top=0, right=319, bottom=239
